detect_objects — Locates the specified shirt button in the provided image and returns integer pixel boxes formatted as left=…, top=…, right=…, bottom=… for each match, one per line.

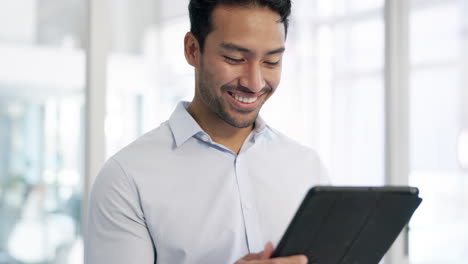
left=201, top=135, right=209, bottom=142
left=245, top=202, right=253, bottom=210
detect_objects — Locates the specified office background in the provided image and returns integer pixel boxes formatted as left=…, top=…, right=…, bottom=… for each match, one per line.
left=0, top=0, right=467, bottom=263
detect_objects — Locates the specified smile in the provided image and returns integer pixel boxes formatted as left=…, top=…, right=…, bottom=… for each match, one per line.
left=228, top=91, right=259, bottom=104
left=233, top=94, right=257, bottom=104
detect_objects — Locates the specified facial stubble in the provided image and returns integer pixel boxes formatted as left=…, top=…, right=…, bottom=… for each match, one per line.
left=197, top=64, right=272, bottom=128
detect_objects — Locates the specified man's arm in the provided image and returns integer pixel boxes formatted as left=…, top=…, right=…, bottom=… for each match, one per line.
left=85, top=158, right=155, bottom=264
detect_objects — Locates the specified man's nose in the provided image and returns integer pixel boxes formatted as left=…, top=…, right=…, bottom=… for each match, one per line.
left=240, top=63, right=266, bottom=93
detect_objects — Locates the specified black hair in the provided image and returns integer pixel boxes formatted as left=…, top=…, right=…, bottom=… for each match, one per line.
left=188, top=0, right=291, bottom=52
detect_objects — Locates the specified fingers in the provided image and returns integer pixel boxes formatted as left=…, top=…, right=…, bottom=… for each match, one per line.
left=241, top=252, right=263, bottom=261
left=265, top=255, right=308, bottom=264
left=242, top=254, right=307, bottom=264
left=261, top=242, right=274, bottom=259
left=235, top=242, right=307, bottom=264
left=241, top=241, right=274, bottom=261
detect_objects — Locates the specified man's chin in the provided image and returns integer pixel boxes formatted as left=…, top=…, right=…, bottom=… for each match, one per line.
left=222, top=114, right=258, bottom=129
left=215, top=102, right=260, bottom=128
left=229, top=121, right=255, bottom=129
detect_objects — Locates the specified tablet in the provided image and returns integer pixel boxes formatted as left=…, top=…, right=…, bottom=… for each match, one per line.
left=271, top=186, right=422, bottom=264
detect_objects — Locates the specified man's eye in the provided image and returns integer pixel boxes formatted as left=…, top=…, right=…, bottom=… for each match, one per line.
left=224, top=56, right=244, bottom=64
left=265, top=60, right=281, bottom=66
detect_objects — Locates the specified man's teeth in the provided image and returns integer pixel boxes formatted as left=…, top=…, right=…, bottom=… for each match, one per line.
left=233, top=94, right=257, bottom=104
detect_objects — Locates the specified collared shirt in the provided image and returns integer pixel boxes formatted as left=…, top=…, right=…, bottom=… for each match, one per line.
left=85, top=101, right=329, bottom=264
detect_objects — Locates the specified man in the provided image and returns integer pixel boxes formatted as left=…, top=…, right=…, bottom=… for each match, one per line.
left=85, top=0, right=329, bottom=263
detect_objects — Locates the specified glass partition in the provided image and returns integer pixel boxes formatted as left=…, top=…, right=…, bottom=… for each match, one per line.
left=105, top=0, right=193, bottom=157
left=280, top=0, right=386, bottom=186
left=0, top=0, right=86, bottom=263
left=408, top=0, right=468, bottom=263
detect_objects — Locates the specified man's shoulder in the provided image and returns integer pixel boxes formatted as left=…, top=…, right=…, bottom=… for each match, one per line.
left=255, top=126, right=331, bottom=185
left=263, top=126, right=317, bottom=156
left=111, top=120, right=174, bottom=165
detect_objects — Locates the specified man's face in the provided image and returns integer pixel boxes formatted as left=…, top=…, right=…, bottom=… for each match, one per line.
left=195, top=5, right=285, bottom=128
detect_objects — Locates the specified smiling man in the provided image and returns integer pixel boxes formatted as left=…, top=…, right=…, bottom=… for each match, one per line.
left=185, top=3, right=285, bottom=155
left=85, top=1, right=329, bottom=264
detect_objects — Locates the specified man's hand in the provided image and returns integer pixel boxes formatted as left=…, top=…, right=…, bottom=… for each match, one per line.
left=235, top=242, right=308, bottom=264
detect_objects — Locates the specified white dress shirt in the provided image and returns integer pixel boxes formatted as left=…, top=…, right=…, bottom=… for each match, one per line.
left=85, top=101, right=329, bottom=264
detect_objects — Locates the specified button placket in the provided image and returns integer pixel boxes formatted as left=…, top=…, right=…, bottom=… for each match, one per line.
left=235, top=154, right=263, bottom=253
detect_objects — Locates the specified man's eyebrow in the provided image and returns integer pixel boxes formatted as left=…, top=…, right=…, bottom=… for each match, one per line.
left=220, top=43, right=251, bottom=53
left=266, top=47, right=285, bottom=55
left=220, top=42, right=285, bottom=55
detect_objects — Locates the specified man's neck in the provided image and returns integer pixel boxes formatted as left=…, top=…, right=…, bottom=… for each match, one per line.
left=187, top=100, right=253, bottom=154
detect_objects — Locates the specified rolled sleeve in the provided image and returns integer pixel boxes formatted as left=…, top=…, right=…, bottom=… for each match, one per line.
left=85, top=158, right=155, bottom=264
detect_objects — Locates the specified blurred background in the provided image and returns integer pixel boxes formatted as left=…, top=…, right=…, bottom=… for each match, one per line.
left=0, top=0, right=467, bottom=263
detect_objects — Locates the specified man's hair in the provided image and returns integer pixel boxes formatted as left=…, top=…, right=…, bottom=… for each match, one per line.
left=188, top=0, right=291, bottom=52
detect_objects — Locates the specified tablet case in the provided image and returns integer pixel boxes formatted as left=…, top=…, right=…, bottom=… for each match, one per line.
left=271, top=186, right=422, bottom=264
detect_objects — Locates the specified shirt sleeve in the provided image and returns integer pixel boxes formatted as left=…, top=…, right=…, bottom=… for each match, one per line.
left=308, top=149, right=332, bottom=185
left=318, top=158, right=332, bottom=185
left=85, top=158, right=155, bottom=264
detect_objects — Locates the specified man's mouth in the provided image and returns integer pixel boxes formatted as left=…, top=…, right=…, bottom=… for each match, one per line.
left=228, top=91, right=260, bottom=104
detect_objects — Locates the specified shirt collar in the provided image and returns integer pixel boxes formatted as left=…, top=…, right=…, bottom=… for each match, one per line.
left=169, top=101, right=269, bottom=148
left=169, top=101, right=205, bottom=147
left=253, top=115, right=267, bottom=135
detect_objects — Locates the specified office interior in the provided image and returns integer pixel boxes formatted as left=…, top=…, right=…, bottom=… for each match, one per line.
left=0, top=0, right=467, bottom=263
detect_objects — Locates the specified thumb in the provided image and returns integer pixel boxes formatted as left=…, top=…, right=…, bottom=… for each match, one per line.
left=261, top=242, right=274, bottom=259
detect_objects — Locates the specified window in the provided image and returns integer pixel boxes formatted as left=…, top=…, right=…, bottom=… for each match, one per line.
left=264, top=0, right=386, bottom=186
left=105, top=0, right=193, bottom=157
left=0, top=1, right=86, bottom=263
left=408, top=0, right=468, bottom=263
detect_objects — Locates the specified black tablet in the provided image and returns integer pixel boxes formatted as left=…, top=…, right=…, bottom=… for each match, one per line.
left=271, top=186, right=422, bottom=264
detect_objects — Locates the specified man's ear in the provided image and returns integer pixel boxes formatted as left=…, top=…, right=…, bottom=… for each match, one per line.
left=184, top=32, right=201, bottom=68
